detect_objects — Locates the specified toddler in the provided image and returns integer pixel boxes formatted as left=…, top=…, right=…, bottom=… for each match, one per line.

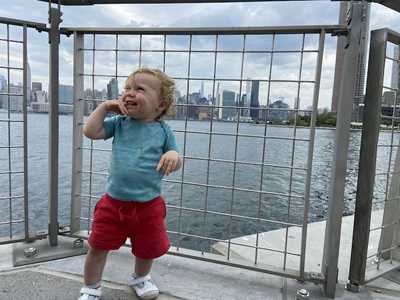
left=78, top=68, right=181, bottom=300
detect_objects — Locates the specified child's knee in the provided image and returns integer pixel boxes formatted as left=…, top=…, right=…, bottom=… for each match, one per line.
left=88, top=246, right=109, bottom=259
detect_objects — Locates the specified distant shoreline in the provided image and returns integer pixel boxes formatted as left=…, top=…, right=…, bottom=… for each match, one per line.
left=0, top=110, right=397, bottom=131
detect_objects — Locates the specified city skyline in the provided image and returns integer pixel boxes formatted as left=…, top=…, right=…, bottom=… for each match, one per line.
left=1, top=72, right=306, bottom=122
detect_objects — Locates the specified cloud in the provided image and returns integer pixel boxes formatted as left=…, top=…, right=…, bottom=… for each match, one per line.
left=1, top=1, right=400, bottom=110
left=371, top=3, right=400, bottom=31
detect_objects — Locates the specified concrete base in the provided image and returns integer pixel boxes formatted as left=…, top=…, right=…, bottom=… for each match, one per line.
left=13, top=236, right=88, bottom=267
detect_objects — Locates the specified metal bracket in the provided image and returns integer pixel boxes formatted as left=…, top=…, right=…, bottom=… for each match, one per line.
left=307, top=272, right=325, bottom=283
left=331, top=29, right=349, bottom=37
left=13, top=235, right=87, bottom=267
left=346, top=281, right=361, bottom=293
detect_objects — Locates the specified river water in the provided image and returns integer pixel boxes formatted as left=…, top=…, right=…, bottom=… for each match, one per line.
left=0, top=111, right=397, bottom=250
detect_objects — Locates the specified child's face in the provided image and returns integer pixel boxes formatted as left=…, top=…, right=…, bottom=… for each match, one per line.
left=122, top=73, right=166, bottom=122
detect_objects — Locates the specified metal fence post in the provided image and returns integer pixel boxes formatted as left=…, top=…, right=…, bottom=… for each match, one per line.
left=321, top=2, right=366, bottom=298
left=348, top=29, right=387, bottom=287
left=48, top=7, right=62, bottom=247
left=70, top=32, right=84, bottom=234
left=22, top=25, right=30, bottom=241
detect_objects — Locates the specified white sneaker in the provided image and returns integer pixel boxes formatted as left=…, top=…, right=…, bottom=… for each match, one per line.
left=129, top=274, right=159, bottom=300
left=78, top=286, right=102, bottom=300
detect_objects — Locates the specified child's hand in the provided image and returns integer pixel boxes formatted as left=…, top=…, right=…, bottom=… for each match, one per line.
left=104, top=99, right=128, bottom=115
left=156, top=151, right=182, bottom=176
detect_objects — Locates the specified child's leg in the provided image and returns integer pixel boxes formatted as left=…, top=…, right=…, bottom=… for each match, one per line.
left=134, top=257, right=153, bottom=277
left=84, top=246, right=109, bottom=285
left=131, top=257, right=159, bottom=300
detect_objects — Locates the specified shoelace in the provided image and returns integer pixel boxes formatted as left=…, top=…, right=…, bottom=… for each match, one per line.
left=136, top=282, right=145, bottom=288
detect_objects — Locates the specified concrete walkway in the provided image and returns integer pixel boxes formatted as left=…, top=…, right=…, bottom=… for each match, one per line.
left=0, top=243, right=400, bottom=300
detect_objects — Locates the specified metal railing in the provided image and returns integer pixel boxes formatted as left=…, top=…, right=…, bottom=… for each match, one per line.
left=64, top=25, right=344, bottom=282
left=348, top=28, right=400, bottom=286
left=2, top=1, right=399, bottom=298
left=0, top=18, right=43, bottom=245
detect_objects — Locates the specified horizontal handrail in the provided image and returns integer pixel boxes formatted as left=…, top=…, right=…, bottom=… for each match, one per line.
left=0, top=16, right=47, bottom=31
left=61, top=25, right=347, bottom=35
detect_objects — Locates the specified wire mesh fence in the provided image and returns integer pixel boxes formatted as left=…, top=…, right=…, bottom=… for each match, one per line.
left=0, top=18, right=34, bottom=244
left=68, top=26, right=330, bottom=279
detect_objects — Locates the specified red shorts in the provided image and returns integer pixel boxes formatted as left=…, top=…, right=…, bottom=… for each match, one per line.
left=88, top=193, right=170, bottom=259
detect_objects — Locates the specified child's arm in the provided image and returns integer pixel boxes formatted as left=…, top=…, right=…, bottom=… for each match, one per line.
left=156, top=150, right=182, bottom=176
left=83, top=100, right=127, bottom=140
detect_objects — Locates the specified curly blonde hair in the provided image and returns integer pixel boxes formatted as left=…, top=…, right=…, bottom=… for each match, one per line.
left=128, top=68, right=175, bottom=120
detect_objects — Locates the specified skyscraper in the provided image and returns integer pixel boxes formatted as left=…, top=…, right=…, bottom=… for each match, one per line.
left=200, top=81, right=204, bottom=98
left=59, top=85, right=73, bottom=104
left=243, top=80, right=251, bottom=117
left=107, top=78, right=119, bottom=100
left=250, top=80, right=260, bottom=121
left=0, top=74, right=6, bottom=90
left=222, top=90, right=236, bottom=120
left=32, top=82, right=42, bottom=93
left=216, top=82, right=222, bottom=119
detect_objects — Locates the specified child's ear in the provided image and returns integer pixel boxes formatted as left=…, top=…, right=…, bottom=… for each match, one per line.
left=158, top=100, right=167, bottom=109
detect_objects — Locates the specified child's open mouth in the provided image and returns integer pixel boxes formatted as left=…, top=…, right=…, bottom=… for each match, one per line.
left=126, top=100, right=138, bottom=108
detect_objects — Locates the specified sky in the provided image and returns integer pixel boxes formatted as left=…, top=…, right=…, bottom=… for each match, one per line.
left=0, top=0, right=400, bottom=109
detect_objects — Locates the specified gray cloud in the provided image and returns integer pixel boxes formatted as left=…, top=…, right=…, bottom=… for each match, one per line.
left=1, top=1, right=400, bottom=109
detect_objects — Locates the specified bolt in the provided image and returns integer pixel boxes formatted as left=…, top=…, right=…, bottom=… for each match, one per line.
left=24, top=247, right=38, bottom=258
left=295, top=288, right=310, bottom=300
left=346, top=281, right=360, bottom=293
left=72, top=238, right=84, bottom=249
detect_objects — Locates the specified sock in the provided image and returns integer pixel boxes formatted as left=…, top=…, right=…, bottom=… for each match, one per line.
left=86, top=282, right=101, bottom=289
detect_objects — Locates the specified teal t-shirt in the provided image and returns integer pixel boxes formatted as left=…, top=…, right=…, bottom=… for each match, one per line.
left=103, top=115, right=179, bottom=202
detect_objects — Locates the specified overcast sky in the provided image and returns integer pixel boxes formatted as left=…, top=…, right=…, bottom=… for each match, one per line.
left=0, top=1, right=400, bottom=109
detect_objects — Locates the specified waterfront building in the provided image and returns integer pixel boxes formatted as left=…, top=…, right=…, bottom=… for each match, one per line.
left=31, top=82, right=43, bottom=102
left=268, top=98, right=290, bottom=122
left=0, top=74, right=6, bottom=90
left=107, top=78, right=118, bottom=100
left=32, top=82, right=42, bottom=93
left=200, top=81, right=204, bottom=98
left=35, top=90, right=47, bottom=103
left=250, top=80, right=260, bottom=121
left=243, top=80, right=251, bottom=117
left=59, top=84, right=73, bottom=104
left=216, top=82, right=222, bottom=120
left=222, top=90, right=236, bottom=120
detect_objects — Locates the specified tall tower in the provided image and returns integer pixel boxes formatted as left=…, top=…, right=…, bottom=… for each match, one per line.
left=222, top=90, right=235, bottom=120
left=244, top=80, right=251, bottom=117
left=250, top=80, right=260, bottom=121
left=200, top=81, right=204, bottom=98
left=107, top=78, right=119, bottom=100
